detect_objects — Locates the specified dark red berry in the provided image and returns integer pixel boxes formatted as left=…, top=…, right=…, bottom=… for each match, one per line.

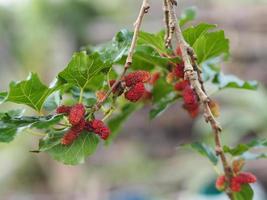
left=173, top=63, right=184, bottom=78
left=61, top=129, right=80, bottom=145
left=56, top=105, right=71, bottom=114
left=216, top=175, right=226, bottom=191
left=235, top=172, right=257, bottom=184
left=125, top=82, right=145, bottom=102
left=124, top=71, right=151, bottom=87
left=174, top=80, right=190, bottom=91
left=68, top=104, right=85, bottom=125
left=182, top=86, right=197, bottom=105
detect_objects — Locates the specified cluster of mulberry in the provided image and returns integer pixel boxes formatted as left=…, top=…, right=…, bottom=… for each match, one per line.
left=108, top=70, right=154, bottom=102
left=56, top=103, right=110, bottom=145
left=216, top=172, right=257, bottom=192
left=216, top=160, right=256, bottom=192
left=167, top=46, right=200, bottom=118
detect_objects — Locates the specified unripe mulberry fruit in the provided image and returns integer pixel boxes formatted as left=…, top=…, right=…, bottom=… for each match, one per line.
left=124, top=70, right=151, bottom=87
left=68, top=103, right=85, bottom=125
left=232, top=159, right=245, bottom=174
left=96, top=91, right=106, bottom=102
left=125, top=82, right=145, bottom=102
left=182, top=86, right=197, bottom=105
left=174, top=80, right=189, bottom=91
left=149, top=72, right=160, bottom=85
left=208, top=100, right=220, bottom=118
left=235, top=172, right=257, bottom=184
left=56, top=105, right=71, bottom=114
left=216, top=175, right=226, bottom=191
left=166, top=72, right=175, bottom=84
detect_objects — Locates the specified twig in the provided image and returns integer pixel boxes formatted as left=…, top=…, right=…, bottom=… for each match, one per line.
left=166, top=1, right=234, bottom=199
left=92, top=0, right=150, bottom=112
left=163, top=0, right=171, bottom=48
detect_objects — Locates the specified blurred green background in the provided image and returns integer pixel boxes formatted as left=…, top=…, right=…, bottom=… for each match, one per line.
left=0, top=0, right=267, bottom=199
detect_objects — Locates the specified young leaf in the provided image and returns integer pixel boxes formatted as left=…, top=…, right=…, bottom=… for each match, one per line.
left=223, top=139, right=267, bottom=156
left=0, top=92, right=7, bottom=104
left=150, top=78, right=177, bottom=119
left=138, top=31, right=167, bottom=54
left=58, top=51, right=108, bottom=89
left=39, top=131, right=99, bottom=165
left=91, top=29, right=133, bottom=64
left=213, top=73, right=258, bottom=90
left=0, top=112, right=62, bottom=143
left=233, top=184, right=254, bottom=200
left=179, top=7, right=197, bottom=27
left=183, top=23, right=217, bottom=46
left=106, top=103, right=141, bottom=145
left=6, top=73, right=55, bottom=112
left=185, top=142, right=218, bottom=165
left=193, top=31, right=229, bottom=64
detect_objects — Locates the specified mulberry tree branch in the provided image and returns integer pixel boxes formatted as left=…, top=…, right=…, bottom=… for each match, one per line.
left=92, top=0, right=150, bottom=112
left=166, top=1, right=234, bottom=199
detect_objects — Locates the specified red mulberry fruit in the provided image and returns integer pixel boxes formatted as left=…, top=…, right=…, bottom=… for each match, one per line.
left=173, top=63, right=184, bottom=78
left=216, top=175, right=226, bottom=191
left=68, top=103, right=85, bottom=125
left=149, top=72, right=160, bottom=85
left=174, top=80, right=190, bottom=91
left=56, top=105, right=71, bottom=114
left=87, top=119, right=111, bottom=140
left=183, top=103, right=199, bottom=118
left=235, top=172, right=257, bottom=184
left=61, top=129, right=80, bottom=145
left=182, top=86, right=197, bottom=105
left=124, top=70, right=151, bottom=87
left=231, top=177, right=242, bottom=192
left=125, top=82, right=145, bottom=102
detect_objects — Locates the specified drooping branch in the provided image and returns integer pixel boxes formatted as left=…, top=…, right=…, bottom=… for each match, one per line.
left=165, top=0, right=234, bottom=199
left=92, top=0, right=150, bottom=112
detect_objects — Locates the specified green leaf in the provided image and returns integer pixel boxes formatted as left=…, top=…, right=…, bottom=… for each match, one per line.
left=183, top=23, right=217, bottom=46
left=39, top=131, right=99, bottom=165
left=193, top=31, right=229, bottom=64
left=186, top=142, right=218, bottom=165
left=91, top=29, right=133, bottom=64
left=43, top=91, right=61, bottom=111
left=0, top=112, right=62, bottom=143
left=213, top=73, right=258, bottom=90
left=6, top=73, right=55, bottom=112
left=223, top=139, right=267, bottom=156
left=179, top=7, right=197, bottom=27
left=106, top=103, right=140, bottom=145
left=0, top=92, right=7, bottom=104
left=234, top=184, right=254, bottom=200
left=58, top=51, right=108, bottom=89
left=138, top=31, right=167, bottom=54
left=150, top=78, right=177, bottom=119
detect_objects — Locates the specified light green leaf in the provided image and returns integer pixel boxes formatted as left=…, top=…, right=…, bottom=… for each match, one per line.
left=179, top=7, right=197, bottom=27
left=92, top=29, right=133, bottom=64
left=6, top=73, right=55, bottom=112
left=234, top=184, right=254, bottom=200
left=185, top=142, right=218, bottom=165
left=0, top=92, right=7, bottom=104
left=138, top=31, right=167, bottom=54
left=183, top=23, right=217, bottom=46
left=0, top=112, right=62, bottom=143
left=213, top=73, right=258, bottom=90
left=39, top=131, right=99, bottom=165
left=223, top=139, right=267, bottom=156
left=58, top=51, right=108, bottom=89
left=193, top=31, right=229, bottom=64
